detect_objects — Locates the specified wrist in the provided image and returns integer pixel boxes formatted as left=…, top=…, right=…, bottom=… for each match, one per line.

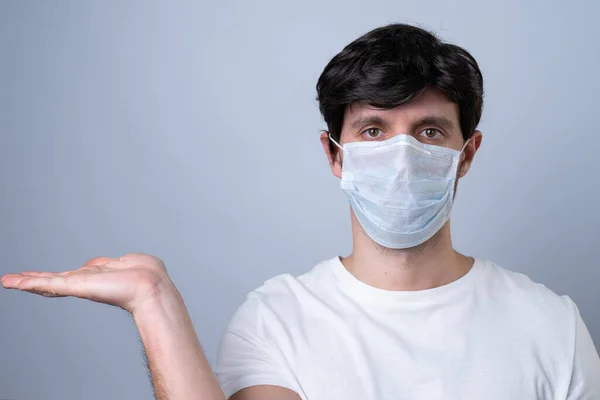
left=131, top=277, right=181, bottom=320
left=129, top=277, right=225, bottom=400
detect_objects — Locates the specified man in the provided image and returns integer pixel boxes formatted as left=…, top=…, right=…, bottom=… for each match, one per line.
left=2, top=23, right=599, bottom=400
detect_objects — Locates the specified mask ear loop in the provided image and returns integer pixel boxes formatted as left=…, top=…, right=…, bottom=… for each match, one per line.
left=460, top=138, right=470, bottom=153
left=327, top=132, right=344, bottom=151
left=455, top=138, right=471, bottom=177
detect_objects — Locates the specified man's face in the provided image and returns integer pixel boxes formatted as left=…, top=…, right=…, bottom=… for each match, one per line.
left=320, top=88, right=482, bottom=180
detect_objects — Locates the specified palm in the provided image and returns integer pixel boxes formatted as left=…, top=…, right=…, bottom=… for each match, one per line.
left=1, top=253, right=170, bottom=313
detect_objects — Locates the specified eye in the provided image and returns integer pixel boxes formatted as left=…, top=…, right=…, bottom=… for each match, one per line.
left=361, top=128, right=384, bottom=140
left=419, top=128, right=443, bottom=139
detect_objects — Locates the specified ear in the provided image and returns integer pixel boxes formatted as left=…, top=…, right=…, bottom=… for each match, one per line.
left=457, top=130, right=483, bottom=179
left=320, top=131, right=342, bottom=179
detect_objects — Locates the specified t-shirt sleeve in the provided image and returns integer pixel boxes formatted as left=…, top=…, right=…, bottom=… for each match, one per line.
left=215, top=292, right=302, bottom=399
left=566, top=298, right=600, bottom=399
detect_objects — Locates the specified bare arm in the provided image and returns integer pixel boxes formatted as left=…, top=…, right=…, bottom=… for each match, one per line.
left=1, top=253, right=301, bottom=400
left=133, top=282, right=226, bottom=400
left=230, top=386, right=301, bottom=400
left=134, top=287, right=302, bottom=400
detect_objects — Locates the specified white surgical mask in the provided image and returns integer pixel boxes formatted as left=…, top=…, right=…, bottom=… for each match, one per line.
left=330, top=133, right=469, bottom=249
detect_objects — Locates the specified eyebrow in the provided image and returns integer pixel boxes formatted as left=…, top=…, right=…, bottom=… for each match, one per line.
left=348, top=114, right=457, bottom=133
left=410, top=116, right=457, bottom=132
left=349, top=115, right=391, bottom=131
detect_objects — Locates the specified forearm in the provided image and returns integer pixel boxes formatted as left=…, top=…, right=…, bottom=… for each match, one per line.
left=133, top=282, right=226, bottom=400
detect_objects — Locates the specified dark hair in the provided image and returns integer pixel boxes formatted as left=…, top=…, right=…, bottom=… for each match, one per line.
left=316, top=23, right=484, bottom=154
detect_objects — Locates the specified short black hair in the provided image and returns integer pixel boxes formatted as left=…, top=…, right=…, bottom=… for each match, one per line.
left=316, top=23, right=484, bottom=154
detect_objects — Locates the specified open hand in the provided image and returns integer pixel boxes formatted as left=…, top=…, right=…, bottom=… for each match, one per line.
left=1, top=253, right=172, bottom=314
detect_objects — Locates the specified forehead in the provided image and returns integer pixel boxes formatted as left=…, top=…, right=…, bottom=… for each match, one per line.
left=343, top=88, right=460, bottom=131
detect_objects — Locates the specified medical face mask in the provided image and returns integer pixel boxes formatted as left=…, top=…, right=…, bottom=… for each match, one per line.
left=330, top=133, right=469, bottom=249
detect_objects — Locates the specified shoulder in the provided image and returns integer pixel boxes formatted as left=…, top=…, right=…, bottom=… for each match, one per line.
left=476, top=259, right=578, bottom=338
left=225, top=257, right=338, bottom=331
left=248, top=257, right=337, bottom=302
left=478, top=260, right=567, bottom=301
left=215, top=261, right=332, bottom=400
left=476, top=260, right=600, bottom=394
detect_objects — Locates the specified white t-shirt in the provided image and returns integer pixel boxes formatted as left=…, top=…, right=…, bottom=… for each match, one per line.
left=216, top=257, right=600, bottom=399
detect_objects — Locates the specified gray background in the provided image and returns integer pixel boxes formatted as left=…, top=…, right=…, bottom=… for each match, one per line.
left=1, top=0, right=598, bottom=399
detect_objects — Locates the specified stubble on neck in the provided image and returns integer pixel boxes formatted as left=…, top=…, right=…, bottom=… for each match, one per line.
left=343, top=211, right=471, bottom=291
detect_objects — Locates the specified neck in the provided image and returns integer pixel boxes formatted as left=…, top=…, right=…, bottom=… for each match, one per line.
left=342, top=213, right=473, bottom=291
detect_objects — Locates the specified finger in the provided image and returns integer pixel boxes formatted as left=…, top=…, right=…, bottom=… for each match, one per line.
left=1, top=274, right=19, bottom=286
left=1, top=268, right=100, bottom=289
left=77, top=265, right=102, bottom=272
left=3, top=270, right=75, bottom=279
left=15, top=266, right=103, bottom=277
left=18, top=271, right=70, bottom=277
left=22, top=288, right=67, bottom=298
left=84, top=256, right=118, bottom=267
left=1, top=274, right=39, bottom=289
left=12, top=275, right=75, bottom=297
left=0, top=273, right=52, bottom=287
